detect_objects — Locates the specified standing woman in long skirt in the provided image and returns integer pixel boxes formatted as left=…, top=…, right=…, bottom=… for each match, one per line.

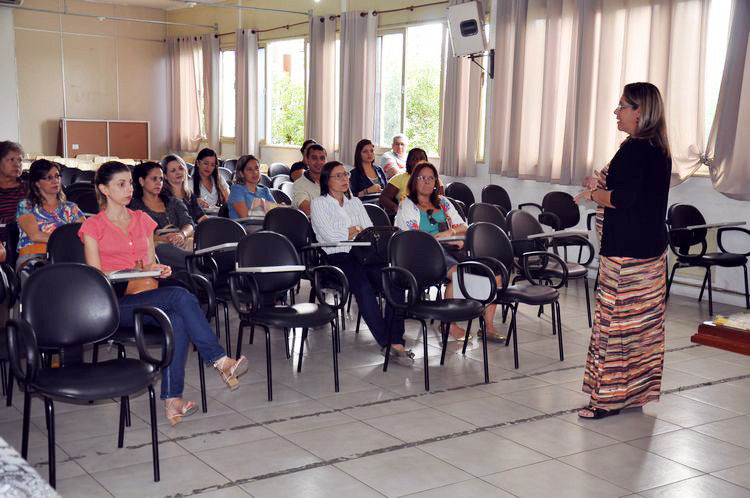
left=574, top=82, right=672, bottom=419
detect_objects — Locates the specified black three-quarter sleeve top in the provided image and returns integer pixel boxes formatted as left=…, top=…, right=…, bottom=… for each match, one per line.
left=600, top=137, right=672, bottom=259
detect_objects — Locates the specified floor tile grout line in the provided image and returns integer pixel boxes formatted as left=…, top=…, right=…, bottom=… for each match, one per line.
left=156, top=369, right=750, bottom=497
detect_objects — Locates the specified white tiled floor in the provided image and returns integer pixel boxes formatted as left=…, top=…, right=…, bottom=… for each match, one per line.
left=4, top=282, right=750, bottom=497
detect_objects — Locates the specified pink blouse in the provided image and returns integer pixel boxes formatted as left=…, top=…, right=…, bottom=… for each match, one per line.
left=79, top=209, right=157, bottom=273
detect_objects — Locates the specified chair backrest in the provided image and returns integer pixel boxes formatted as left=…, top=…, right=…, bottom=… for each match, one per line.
left=194, top=217, right=247, bottom=273
left=507, top=209, right=544, bottom=256
left=69, top=190, right=99, bottom=215
left=468, top=202, right=507, bottom=232
left=388, top=230, right=447, bottom=289
left=541, top=191, right=580, bottom=229
left=272, top=174, right=291, bottom=189
left=444, top=182, right=475, bottom=209
left=218, top=167, right=233, bottom=185
left=481, top=184, right=511, bottom=214
left=236, top=231, right=301, bottom=294
left=262, top=206, right=312, bottom=250
left=364, top=203, right=391, bottom=227
left=47, top=223, right=85, bottom=263
left=448, top=197, right=468, bottom=220
left=269, top=163, right=291, bottom=178
left=221, top=159, right=237, bottom=173
left=667, top=203, right=707, bottom=249
left=61, top=168, right=79, bottom=188
left=21, top=263, right=119, bottom=348
left=259, top=173, right=273, bottom=188
left=270, top=188, right=292, bottom=205
left=466, top=222, right=514, bottom=271
left=73, top=170, right=95, bottom=184
left=6, top=222, right=19, bottom=269
left=280, top=181, right=295, bottom=199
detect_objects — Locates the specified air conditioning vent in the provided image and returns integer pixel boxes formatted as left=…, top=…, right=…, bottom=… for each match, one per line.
left=0, top=0, right=23, bottom=6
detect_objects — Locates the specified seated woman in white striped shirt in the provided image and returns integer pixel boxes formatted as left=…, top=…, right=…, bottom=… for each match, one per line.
left=310, top=161, right=414, bottom=366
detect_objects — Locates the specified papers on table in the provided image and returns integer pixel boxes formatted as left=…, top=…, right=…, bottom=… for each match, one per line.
left=204, top=206, right=220, bottom=215
left=437, top=235, right=466, bottom=242
left=235, top=265, right=305, bottom=273
left=108, top=269, right=161, bottom=281
left=306, top=241, right=372, bottom=248
left=193, top=242, right=238, bottom=255
left=235, top=215, right=265, bottom=226
left=685, top=221, right=746, bottom=230
left=527, top=229, right=589, bottom=240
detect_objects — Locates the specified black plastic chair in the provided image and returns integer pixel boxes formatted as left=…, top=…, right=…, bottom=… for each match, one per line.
left=535, top=191, right=591, bottom=263
left=6, top=263, right=173, bottom=488
left=269, top=163, right=291, bottom=178
left=382, top=230, right=496, bottom=390
left=222, top=159, right=237, bottom=173
left=73, top=170, right=95, bottom=184
left=280, top=181, right=295, bottom=200
left=272, top=174, right=291, bottom=189
left=445, top=182, right=475, bottom=210
left=228, top=231, right=348, bottom=400
left=468, top=202, right=508, bottom=232
left=259, top=174, right=273, bottom=188
left=0, top=263, right=19, bottom=407
left=666, top=203, right=750, bottom=315
left=364, top=203, right=391, bottom=227
left=467, top=222, right=565, bottom=368
left=481, top=184, right=511, bottom=214
left=218, top=167, right=233, bottom=185
left=270, top=188, right=292, bottom=205
left=65, top=185, right=99, bottom=215
left=447, top=197, right=468, bottom=221
left=47, top=223, right=85, bottom=264
left=6, top=222, right=20, bottom=269
left=508, top=209, right=594, bottom=327
left=60, top=168, right=79, bottom=188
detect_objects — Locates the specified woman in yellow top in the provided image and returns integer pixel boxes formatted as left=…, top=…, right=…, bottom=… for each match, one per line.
left=379, top=148, right=429, bottom=214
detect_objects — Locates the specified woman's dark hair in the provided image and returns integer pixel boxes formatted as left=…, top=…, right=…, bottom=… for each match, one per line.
left=235, top=155, right=259, bottom=185
left=320, top=161, right=351, bottom=199
left=27, top=159, right=64, bottom=207
left=0, top=141, right=23, bottom=163
left=95, top=161, right=131, bottom=207
left=192, top=148, right=226, bottom=204
left=405, top=148, right=428, bottom=174
left=622, top=82, right=670, bottom=157
left=353, top=139, right=373, bottom=174
left=406, top=162, right=440, bottom=208
left=300, top=139, right=317, bottom=156
left=132, top=161, right=169, bottom=204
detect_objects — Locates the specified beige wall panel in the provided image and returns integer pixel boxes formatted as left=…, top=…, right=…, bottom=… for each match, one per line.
left=62, top=34, right=118, bottom=120
left=13, top=0, right=62, bottom=31
left=167, top=6, right=234, bottom=37
left=15, top=29, right=64, bottom=156
left=114, top=6, right=167, bottom=41
left=60, top=0, right=116, bottom=36
left=117, top=39, right=169, bottom=158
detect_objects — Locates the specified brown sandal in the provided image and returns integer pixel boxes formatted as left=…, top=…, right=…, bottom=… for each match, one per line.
left=213, top=355, right=248, bottom=391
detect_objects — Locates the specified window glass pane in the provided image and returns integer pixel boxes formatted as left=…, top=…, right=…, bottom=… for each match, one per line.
left=404, top=24, right=444, bottom=156
left=334, top=38, right=340, bottom=148
left=377, top=33, right=404, bottom=146
left=220, top=50, right=236, bottom=138
left=257, top=47, right=266, bottom=142
left=267, top=39, right=306, bottom=145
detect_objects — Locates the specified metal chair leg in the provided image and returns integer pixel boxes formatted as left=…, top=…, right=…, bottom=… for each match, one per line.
left=297, top=328, right=308, bottom=372
left=584, top=277, right=592, bottom=328
left=707, top=267, right=714, bottom=316
left=421, top=319, right=430, bottom=391
left=21, top=390, right=30, bottom=458
left=44, top=397, right=56, bottom=488
left=118, top=396, right=127, bottom=448
left=198, top=353, right=207, bottom=413
left=283, top=328, right=291, bottom=359
left=699, top=268, right=709, bottom=302
left=331, top=320, right=340, bottom=393
left=264, top=326, right=273, bottom=401
left=5, top=368, right=12, bottom=407
left=745, top=265, right=750, bottom=309
left=222, top=302, right=231, bottom=357
left=556, top=301, right=564, bottom=361
left=511, top=304, right=520, bottom=369
left=439, top=322, right=449, bottom=365
left=461, top=320, right=472, bottom=355
left=666, top=263, right=678, bottom=301
left=148, top=385, right=160, bottom=482
left=480, top=316, right=489, bottom=383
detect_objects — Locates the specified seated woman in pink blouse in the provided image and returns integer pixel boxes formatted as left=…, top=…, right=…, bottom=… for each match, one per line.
left=79, top=161, right=248, bottom=426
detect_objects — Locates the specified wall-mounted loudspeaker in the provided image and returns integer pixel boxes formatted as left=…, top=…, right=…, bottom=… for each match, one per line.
left=447, top=1, right=486, bottom=57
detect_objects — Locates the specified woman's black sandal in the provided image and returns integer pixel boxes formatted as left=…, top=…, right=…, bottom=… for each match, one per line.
left=578, top=406, right=621, bottom=419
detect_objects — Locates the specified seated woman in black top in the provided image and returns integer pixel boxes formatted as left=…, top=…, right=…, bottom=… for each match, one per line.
left=162, top=154, right=206, bottom=224
left=574, top=82, right=671, bottom=420
left=350, top=139, right=387, bottom=198
left=129, top=162, right=193, bottom=269
left=290, top=139, right=317, bottom=181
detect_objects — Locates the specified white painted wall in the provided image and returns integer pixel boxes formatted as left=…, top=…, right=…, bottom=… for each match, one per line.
left=0, top=9, right=20, bottom=142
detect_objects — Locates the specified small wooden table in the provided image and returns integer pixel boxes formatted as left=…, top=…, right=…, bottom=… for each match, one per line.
left=691, top=321, right=750, bottom=356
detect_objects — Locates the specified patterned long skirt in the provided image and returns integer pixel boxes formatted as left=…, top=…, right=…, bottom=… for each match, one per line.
left=582, top=251, right=667, bottom=410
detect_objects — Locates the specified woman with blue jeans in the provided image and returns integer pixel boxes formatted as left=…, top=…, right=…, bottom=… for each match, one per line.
left=79, top=161, right=248, bottom=426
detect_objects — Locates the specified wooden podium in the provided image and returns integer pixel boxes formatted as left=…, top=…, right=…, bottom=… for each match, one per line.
left=692, top=321, right=750, bottom=356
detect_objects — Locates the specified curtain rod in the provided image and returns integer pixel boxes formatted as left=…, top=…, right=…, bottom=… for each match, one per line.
left=372, top=1, right=449, bottom=16
left=2, top=4, right=217, bottom=30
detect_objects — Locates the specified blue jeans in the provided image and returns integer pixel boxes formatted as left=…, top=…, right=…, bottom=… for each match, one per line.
left=117, top=286, right=226, bottom=399
left=326, top=252, right=405, bottom=347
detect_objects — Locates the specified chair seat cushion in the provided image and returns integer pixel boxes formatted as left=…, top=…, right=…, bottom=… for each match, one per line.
left=498, top=283, right=559, bottom=305
left=409, top=298, right=484, bottom=322
left=111, top=325, right=167, bottom=347
left=34, top=359, right=158, bottom=400
left=700, top=252, right=747, bottom=267
left=252, top=302, right=336, bottom=328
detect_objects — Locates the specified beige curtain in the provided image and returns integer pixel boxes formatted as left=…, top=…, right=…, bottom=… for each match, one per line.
left=236, top=30, right=259, bottom=156
left=706, top=0, right=750, bottom=200
left=339, top=11, right=377, bottom=165
left=440, top=0, right=482, bottom=177
left=306, top=16, right=338, bottom=153
left=487, top=0, right=712, bottom=185
left=167, top=36, right=204, bottom=152
left=201, top=34, right=221, bottom=152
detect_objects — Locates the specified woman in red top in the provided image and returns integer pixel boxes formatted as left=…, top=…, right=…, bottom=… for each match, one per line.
left=79, top=161, right=248, bottom=426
